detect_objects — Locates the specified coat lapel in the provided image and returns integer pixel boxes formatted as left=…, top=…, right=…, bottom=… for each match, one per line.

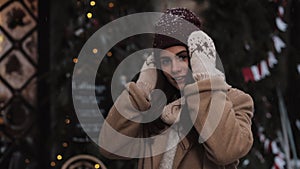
left=142, top=125, right=198, bottom=169
left=172, top=129, right=198, bottom=169
left=139, top=137, right=192, bottom=169
left=149, top=129, right=170, bottom=169
left=172, top=137, right=191, bottom=169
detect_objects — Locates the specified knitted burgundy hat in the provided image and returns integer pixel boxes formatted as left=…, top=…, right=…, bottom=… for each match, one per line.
left=153, top=8, right=202, bottom=49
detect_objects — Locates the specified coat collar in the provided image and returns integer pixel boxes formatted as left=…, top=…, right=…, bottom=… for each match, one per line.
left=143, top=128, right=198, bottom=169
left=172, top=128, right=198, bottom=169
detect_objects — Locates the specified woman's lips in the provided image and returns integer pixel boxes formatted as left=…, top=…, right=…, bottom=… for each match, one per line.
left=172, top=76, right=185, bottom=84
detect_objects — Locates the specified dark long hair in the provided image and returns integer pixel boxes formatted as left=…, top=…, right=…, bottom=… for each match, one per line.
left=132, top=68, right=181, bottom=136
left=143, top=46, right=194, bottom=135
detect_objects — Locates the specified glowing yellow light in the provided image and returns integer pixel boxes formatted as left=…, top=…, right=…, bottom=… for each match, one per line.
left=94, top=164, right=100, bottom=169
left=107, top=52, right=112, bottom=57
left=57, top=155, right=63, bottom=160
left=108, top=2, right=114, bottom=8
left=50, top=161, right=56, bottom=167
left=90, top=1, right=96, bottom=6
left=25, top=159, right=30, bottom=164
left=73, top=58, right=78, bottom=63
left=87, top=12, right=93, bottom=19
left=0, top=35, right=4, bottom=43
left=65, top=119, right=71, bottom=124
left=62, top=142, right=68, bottom=147
left=93, top=48, right=98, bottom=54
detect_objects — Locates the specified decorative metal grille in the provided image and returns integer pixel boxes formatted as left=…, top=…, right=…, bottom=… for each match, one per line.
left=0, top=0, right=38, bottom=168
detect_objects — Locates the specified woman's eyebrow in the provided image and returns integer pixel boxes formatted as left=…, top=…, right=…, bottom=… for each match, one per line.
left=160, top=50, right=188, bottom=58
left=175, top=50, right=188, bottom=55
left=159, top=56, right=170, bottom=59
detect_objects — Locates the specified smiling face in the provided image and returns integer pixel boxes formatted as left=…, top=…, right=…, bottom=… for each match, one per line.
left=159, top=46, right=189, bottom=90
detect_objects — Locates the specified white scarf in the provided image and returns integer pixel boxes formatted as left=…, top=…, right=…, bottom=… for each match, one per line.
left=159, top=97, right=184, bottom=169
left=158, top=128, right=180, bottom=169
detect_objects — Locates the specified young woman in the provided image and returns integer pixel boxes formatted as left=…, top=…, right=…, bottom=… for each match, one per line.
left=99, top=8, right=254, bottom=169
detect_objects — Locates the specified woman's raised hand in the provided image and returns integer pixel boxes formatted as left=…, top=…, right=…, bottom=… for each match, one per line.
left=136, top=53, right=157, bottom=100
left=187, top=30, right=224, bottom=81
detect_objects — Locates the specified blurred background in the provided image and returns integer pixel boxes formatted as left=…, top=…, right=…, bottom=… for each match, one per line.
left=0, top=0, right=300, bottom=168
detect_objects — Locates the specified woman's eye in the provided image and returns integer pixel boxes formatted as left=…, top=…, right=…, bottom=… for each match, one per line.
left=178, top=55, right=188, bottom=61
left=161, top=59, right=171, bottom=65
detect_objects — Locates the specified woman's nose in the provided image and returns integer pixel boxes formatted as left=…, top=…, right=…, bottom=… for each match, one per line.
left=171, top=59, right=182, bottom=74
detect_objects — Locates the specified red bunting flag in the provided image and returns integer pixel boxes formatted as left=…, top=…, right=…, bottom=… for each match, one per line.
left=242, top=67, right=255, bottom=82
left=242, top=52, right=278, bottom=82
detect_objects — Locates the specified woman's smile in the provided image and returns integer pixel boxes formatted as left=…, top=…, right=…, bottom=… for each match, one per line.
left=159, top=46, right=189, bottom=90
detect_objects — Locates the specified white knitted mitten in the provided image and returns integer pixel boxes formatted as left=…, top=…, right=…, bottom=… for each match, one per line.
left=187, top=30, right=224, bottom=81
left=136, top=53, right=157, bottom=100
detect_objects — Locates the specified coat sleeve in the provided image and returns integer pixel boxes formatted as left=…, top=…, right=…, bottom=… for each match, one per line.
left=184, top=77, right=254, bottom=165
left=99, top=82, right=150, bottom=159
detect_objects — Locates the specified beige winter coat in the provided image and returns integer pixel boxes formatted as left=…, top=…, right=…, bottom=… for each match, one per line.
left=99, top=77, right=254, bottom=169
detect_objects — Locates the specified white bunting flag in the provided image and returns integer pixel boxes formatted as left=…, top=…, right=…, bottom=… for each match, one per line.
left=274, top=156, right=286, bottom=169
left=271, top=141, right=280, bottom=154
left=264, top=139, right=270, bottom=152
left=276, top=17, right=288, bottom=32
left=268, top=51, right=278, bottom=68
left=251, top=65, right=261, bottom=81
left=278, top=6, right=284, bottom=16
left=260, top=60, right=271, bottom=78
left=272, top=35, right=286, bottom=53
left=75, top=28, right=84, bottom=36
left=296, top=120, right=300, bottom=130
